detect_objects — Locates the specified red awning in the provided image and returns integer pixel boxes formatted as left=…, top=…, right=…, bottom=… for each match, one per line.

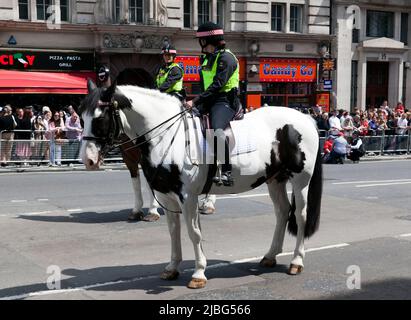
left=0, top=70, right=96, bottom=94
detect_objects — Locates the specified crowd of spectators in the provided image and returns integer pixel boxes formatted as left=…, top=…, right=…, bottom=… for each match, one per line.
left=311, top=100, right=411, bottom=138
left=0, top=104, right=83, bottom=167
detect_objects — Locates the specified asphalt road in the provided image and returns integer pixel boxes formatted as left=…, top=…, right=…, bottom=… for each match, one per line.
left=0, top=159, right=410, bottom=300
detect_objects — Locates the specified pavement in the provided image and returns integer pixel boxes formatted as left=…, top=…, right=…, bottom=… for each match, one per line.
left=0, top=154, right=410, bottom=174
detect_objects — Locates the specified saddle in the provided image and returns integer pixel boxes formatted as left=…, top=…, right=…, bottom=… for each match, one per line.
left=199, top=102, right=244, bottom=136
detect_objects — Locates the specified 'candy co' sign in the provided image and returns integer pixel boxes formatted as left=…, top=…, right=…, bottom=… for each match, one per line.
left=259, top=58, right=317, bottom=82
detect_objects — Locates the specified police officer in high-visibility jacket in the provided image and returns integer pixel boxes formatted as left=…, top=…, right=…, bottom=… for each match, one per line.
left=185, top=22, right=240, bottom=186
left=155, top=45, right=185, bottom=101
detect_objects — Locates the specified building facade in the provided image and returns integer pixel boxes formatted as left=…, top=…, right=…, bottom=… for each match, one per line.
left=334, top=0, right=411, bottom=111
left=0, top=0, right=333, bottom=109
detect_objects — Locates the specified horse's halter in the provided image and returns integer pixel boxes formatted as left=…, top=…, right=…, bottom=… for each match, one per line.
left=82, top=99, right=124, bottom=159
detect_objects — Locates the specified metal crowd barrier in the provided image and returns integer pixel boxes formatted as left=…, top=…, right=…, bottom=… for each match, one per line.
left=0, top=130, right=123, bottom=166
left=318, top=129, right=411, bottom=155
left=1, top=129, right=409, bottom=166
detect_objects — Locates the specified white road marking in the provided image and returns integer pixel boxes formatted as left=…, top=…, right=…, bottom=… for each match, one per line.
left=67, top=209, right=82, bottom=213
left=356, top=181, right=411, bottom=188
left=0, top=242, right=350, bottom=300
left=333, top=179, right=411, bottom=185
left=11, top=200, right=27, bottom=203
left=37, top=199, right=49, bottom=202
left=398, top=233, right=411, bottom=238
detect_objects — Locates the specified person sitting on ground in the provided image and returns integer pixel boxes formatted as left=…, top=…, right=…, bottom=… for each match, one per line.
left=326, top=132, right=349, bottom=164
left=322, top=135, right=334, bottom=163
left=347, top=131, right=365, bottom=163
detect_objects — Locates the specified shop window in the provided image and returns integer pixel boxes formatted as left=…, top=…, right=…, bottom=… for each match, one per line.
left=401, top=12, right=409, bottom=45
left=113, top=0, right=121, bottom=23
left=198, top=0, right=210, bottom=26
left=36, top=0, right=52, bottom=20
left=184, top=0, right=192, bottom=28
left=271, top=3, right=284, bottom=32
left=217, top=0, right=225, bottom=28
left=60, top=0, right=69, bottom=22
left=18, top=0, right=29, bottom=20
left=129, top=0, right=144, bottom=23
left=290, top=4, right=303, bottom=33
left=366, top=10, right=394, bottom=38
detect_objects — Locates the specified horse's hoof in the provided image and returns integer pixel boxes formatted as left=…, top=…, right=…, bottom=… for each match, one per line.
left=187, top=278, right=207, bottom=289
left=128, top=211, right=144, bottom=221
left=143, top=213, right=160, bottom=222
left=288, top=264, right=303, bottom=275
left=160, top=270, right=179, bottom=281
left=259, top=257, right=277, bottom=268
left=199, top=207, right=215, bottom=215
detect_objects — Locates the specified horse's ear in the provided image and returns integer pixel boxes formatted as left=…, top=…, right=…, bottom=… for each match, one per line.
left=87, top=79, right=97, bottom=93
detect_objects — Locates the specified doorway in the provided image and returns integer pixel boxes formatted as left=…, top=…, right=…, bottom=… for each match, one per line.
left=366, top=61, right=389, bottom=108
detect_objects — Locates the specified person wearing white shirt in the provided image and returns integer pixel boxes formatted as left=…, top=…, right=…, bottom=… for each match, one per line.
left=329, top=111, right=342, bottom=130
left=396, top=114, right=408, bottom=135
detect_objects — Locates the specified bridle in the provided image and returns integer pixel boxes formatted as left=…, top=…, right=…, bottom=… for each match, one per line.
left=82, top=98, right=191, bottom=159
left=82, top=100, right=124, bottom=159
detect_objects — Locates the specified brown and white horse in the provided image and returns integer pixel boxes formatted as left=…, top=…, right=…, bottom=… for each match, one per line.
left=80, top=81, right=323, bottom=289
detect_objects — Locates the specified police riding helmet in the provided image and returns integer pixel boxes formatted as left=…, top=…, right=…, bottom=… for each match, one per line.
left=161, top=44, right=177, bottom=56
left=196, top=22, right=225, bottom=50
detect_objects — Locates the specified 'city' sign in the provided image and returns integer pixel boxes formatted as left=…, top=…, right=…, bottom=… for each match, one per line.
left=0, top=51, right=95, bottom=71
left=259, top=59, right=317, bottom=82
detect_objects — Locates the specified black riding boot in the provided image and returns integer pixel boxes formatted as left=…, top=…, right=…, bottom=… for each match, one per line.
left=212, top=137, right=234, bottom=186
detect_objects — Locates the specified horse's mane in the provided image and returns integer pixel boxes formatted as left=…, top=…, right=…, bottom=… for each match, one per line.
left=79, top=85, right=180, bottom=116
left=117, top=85, right=181, bottom=107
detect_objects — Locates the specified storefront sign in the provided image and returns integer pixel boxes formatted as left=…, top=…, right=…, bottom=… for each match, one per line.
left=176, top=56, right=246, bottom=82
left=0, top=51, right=95, bottom=71
left=316, top=92, right=330, bottom=112
left=175, top=56, right=201, bottom=82
left=260, top=58, right=317, bottom=82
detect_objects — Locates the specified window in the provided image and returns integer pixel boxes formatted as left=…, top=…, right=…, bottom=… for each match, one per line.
left=184, top=0, right=191, bottom=28
left=271, top=4, right=284, bottom=32
left=60, top=0, right=69, bottom=22
left=129, top=0, right=143, bottom=23
left=290, top=4, right=303, bottom=33
left=352, top=28, right=359, bottom=43
left=18, top=0, right=29, bottom=20
left=366, top=10, right=394, bottom=38
left=217, top=0, right=225, bottom=28
left=36, top=0, right=52, bottom=20
left=114, top=0, right=121, bottom=23
left=401, top=12, right=409, bottom=45
left=198, top=0, right=210, bottom=26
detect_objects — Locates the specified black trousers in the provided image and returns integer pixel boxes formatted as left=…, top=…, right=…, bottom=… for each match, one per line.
left=209, top=100, right=235, bottom=172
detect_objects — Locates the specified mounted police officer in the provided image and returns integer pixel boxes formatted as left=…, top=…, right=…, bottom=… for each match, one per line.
left=185, top=22, right=240, bottom=186
left=155, top=44, right=185, bottom=101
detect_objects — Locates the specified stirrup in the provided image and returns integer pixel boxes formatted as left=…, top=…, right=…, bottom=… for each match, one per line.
left=212, top=167, right=233, bottom=187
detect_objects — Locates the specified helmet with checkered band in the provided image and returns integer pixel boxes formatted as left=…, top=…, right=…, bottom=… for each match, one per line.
left=196, top=22, right=225, bottom=48
left=161, top=44, right=177, bottom=56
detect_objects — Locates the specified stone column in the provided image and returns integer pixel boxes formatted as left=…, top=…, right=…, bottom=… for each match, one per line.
left=357, top=52, right=367, bottom=110
left=212, top=0, right=217, bottom=23
left=193, top=0, right=198, bottom=28
left=388, top=58, right=404, bottom=106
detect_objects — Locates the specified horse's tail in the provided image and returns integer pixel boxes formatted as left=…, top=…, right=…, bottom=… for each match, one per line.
left=288, top=143, right=323, bottom=238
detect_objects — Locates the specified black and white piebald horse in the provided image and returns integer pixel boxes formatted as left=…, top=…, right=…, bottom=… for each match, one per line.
left=80, top=80, right=323, bottom=289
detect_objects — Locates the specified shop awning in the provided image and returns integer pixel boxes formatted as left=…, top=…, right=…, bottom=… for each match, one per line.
left=0, top=70, right=96, bottom=94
